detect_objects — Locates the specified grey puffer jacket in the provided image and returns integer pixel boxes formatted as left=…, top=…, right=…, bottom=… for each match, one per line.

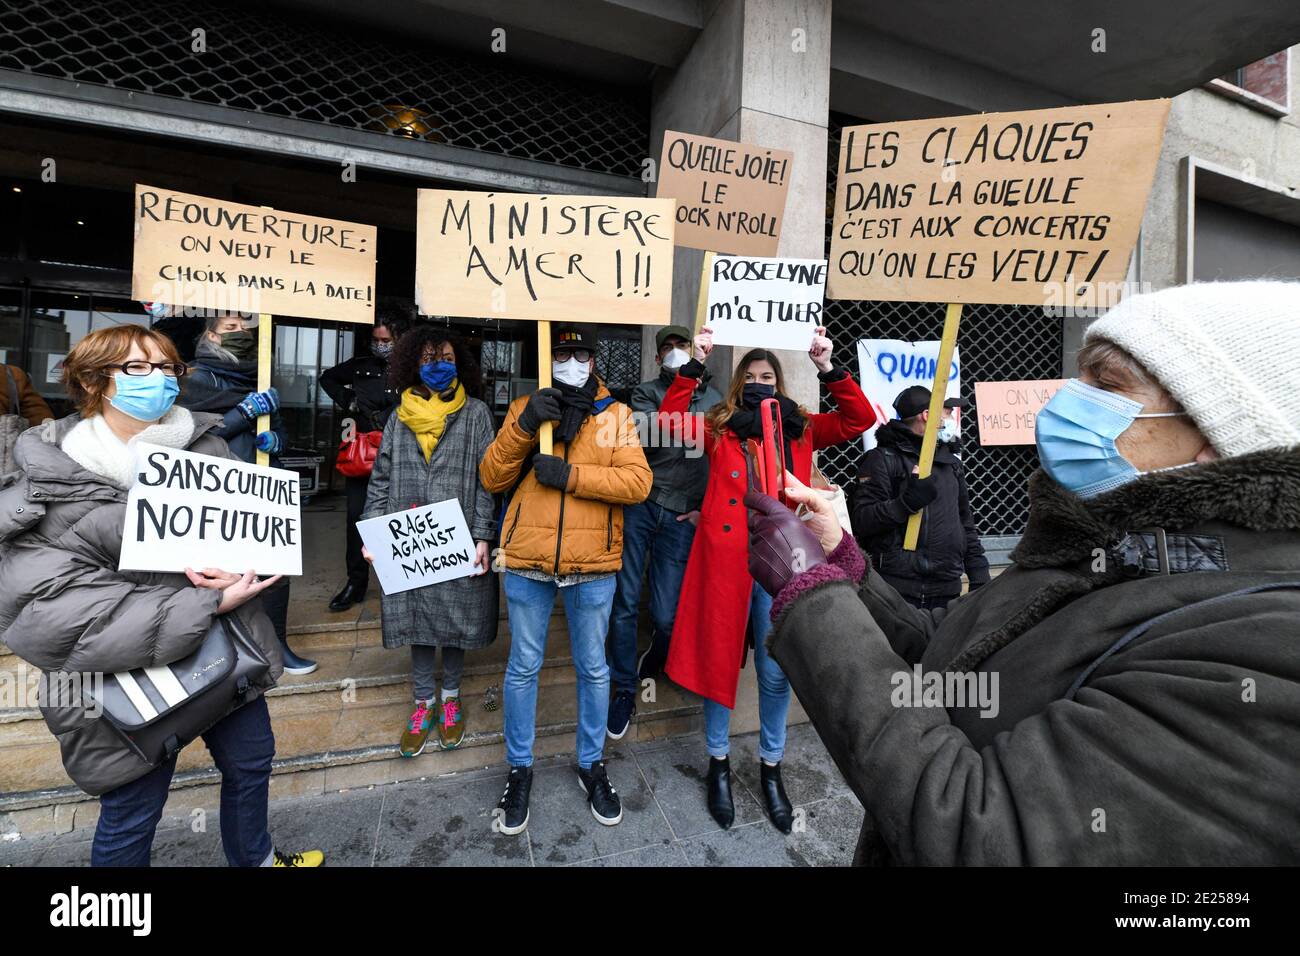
left=769, top=447, right=1300, bottom=865
left=0, top=413, right=283, bottom=796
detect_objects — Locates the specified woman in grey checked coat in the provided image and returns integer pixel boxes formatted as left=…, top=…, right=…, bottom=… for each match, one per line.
left=361, top=325, right=499, bottom=756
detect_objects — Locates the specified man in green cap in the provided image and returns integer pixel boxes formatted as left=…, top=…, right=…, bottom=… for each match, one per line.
left=605, top=325, right=721, bottom=739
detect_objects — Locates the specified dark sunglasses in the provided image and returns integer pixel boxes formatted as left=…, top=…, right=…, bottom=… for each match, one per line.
left=553, top=348, right=592, bottom=363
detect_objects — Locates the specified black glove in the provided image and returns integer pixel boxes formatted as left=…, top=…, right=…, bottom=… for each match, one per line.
left=900, top=474, right=939, bottom=513
left=518, top=387, right=563, bottom=435
left=532, top=453, right=572, bottom=491
left=744, top=490, right=828, bottom=597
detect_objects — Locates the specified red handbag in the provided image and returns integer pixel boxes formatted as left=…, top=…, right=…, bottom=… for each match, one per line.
left=335, top=430, right=383, bottom=478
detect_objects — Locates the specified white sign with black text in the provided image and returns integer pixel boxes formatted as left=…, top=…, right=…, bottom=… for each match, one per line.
left=706, top=255, right=827, bottom=352
left=855, top=339, right=961, bottom=451
left=118, top=442, right=303, bottom=576
left=356, top=499, right=481, bottom=595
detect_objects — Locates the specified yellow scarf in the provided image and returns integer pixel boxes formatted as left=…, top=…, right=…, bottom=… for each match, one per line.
left=397, top=383, right=466, bottom=461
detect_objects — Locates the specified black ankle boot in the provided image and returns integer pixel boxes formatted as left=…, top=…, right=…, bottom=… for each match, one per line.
left=760, top=761, right=793, bottom=833
left=329, top=581, right=366, bottom=612
left=706, top=756, right=735, bottom=829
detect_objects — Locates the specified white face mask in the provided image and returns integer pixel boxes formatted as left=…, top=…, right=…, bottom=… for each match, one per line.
left=661, top=347, right=689, bottom=370
left=938, top=415, right=960, bottom=442
left=553, top=357, right=591, bottom=388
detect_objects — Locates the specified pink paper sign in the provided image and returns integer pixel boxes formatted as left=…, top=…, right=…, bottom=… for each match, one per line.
left=974, top=379, right=1066, bottom=446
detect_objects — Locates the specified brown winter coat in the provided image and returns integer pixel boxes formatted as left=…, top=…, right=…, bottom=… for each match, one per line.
left=479, top=382, right=652, bottom=576
left=0, top=365, right=55, bottom=424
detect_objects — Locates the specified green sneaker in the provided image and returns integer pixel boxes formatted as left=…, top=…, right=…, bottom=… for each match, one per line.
left=399, top=699, right=435, bottom=757
left=439, top=694, right=465, bottom=750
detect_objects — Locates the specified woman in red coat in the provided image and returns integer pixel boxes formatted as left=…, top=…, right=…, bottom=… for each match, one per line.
left=658, top=325, right=875, bottom=832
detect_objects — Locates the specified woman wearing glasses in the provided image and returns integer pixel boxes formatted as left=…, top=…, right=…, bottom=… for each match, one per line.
left=0, top=325, right=322, bottom=866
left=178, top=311, right=315, bottom=675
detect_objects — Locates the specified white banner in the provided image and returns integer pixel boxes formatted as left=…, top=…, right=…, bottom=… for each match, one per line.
left=119, top=443, right=302, bottom=576
left=855, top=339, right=961, bottom=451
left=356, top=499, right=481, bottom=595
left=706, top=255, right=827, bottom=352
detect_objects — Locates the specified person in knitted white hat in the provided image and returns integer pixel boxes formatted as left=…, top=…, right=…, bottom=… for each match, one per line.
left=1037, top=280, right=1300, bottom=497
left=728, top=280, right=1300, bottom=866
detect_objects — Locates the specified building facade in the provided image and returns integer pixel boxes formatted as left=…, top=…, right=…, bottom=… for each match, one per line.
left=1, top=0, right=1297, bottom=547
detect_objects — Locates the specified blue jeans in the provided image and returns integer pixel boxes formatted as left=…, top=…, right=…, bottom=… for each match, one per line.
left=503, top=572, right=616, bottom=770
left=608, top=500, right=696, bottom=693
left=702, top=582, right=788, bottom=764
left=92, top=695, right=276, bottom=867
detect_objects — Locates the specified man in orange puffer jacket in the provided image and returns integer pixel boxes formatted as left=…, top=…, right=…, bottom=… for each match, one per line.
left=479, top=325, right=651, bottom=836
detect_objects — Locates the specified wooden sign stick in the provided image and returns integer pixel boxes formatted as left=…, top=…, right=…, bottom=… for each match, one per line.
left=903, top=302, right=962, bottom=551
left=537, top=320, right=553, bottom=455
left=693, top=251, right=715, bottom=334
left=255, top=312, right=273, bottom=467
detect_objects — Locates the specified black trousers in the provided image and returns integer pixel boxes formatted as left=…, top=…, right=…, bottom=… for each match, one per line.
left=260, top=576, right=291, bottom=643
left=345, top=474, right=371, bottom=589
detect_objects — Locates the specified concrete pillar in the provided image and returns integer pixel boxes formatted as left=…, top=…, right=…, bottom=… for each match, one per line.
left=648, top=0, right=832, bottom=409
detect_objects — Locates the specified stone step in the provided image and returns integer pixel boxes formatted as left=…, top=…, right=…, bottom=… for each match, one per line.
left=0, top=665, right=701, bottom=838
left=1, top=590, right=622, bottom=721
left=1, top=626, right=681, bottom=797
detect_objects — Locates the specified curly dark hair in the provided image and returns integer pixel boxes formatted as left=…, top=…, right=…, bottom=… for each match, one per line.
left=388, top=323, right=482, bottom=399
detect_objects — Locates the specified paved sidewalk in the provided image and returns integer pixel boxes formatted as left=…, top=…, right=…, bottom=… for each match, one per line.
left=1, top=724, right=863, bottom=867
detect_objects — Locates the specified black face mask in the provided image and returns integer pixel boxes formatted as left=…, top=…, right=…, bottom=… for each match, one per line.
left=218, top=329, right=257, bottom=361
left=741, top=382, right=776, bottom=409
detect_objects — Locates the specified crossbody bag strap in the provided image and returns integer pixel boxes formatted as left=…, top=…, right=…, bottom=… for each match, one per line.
left=1064, top=582, right=1300, bottom=701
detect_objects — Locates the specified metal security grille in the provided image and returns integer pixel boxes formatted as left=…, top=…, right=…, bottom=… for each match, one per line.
left=596, top=333, right=642, bottom=393
left=0, top=0, right=648, bottom=177
left=821, top=119, right=1062, bottom=537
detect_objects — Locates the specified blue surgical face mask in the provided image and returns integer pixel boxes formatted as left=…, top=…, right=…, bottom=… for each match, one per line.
left=938, top=416, right=959, bottom=443
left=419, top=360, right=457, bottom=393
left=109, top=370, right=180, bottom=422
left=1035, top=379, right=1189, bottom=498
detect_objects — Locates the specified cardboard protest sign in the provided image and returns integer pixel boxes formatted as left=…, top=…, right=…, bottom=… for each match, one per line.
left=131, top=185, right=377, bottom=324
left=656, top=130, right=794, bottom=256
left=118, top=443, right=302, bottom=576
left=415, top=190, right=674, bottom=325
left=828, top=99, right=1169, bottom=305
left=356, top=500, right=481, bottom=595
left=855, top=339, right=961, bottom=450
left=705, top=255, right=827, bottom=351
left=974, top=379, right=1066, bottom=445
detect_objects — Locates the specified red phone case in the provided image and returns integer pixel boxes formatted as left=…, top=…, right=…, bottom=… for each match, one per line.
left=759, top=397, right=785, bottom=501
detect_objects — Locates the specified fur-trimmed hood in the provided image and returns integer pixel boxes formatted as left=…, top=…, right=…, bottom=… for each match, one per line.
left=1012, top=446, right=1300, bottom=569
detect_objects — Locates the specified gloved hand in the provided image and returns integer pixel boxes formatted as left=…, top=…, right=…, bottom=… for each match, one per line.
left=532, top=453, right=571, bottom=491
left=744, top=489, right=828, bottom=597
left=238, top=388, right=281, bottom=421
left=255, top=431, right=283, bottom=455
left=518, top=388, right=562, bottom=435
left=900, top=473, right=938, bottom=512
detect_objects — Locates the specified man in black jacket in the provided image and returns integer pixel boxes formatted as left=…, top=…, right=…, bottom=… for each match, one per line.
left=318, top=306, right=410, bottom=611
left=851, top=385, right=989, bottom=609
left=605, top=325, right=722, bottom=739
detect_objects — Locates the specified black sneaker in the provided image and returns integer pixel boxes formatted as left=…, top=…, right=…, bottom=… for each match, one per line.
left=577, top=760, right=623, bottom=826
left=606, top=690, right=636, bottom=740
left=495, top=765, right=532, bottom=835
